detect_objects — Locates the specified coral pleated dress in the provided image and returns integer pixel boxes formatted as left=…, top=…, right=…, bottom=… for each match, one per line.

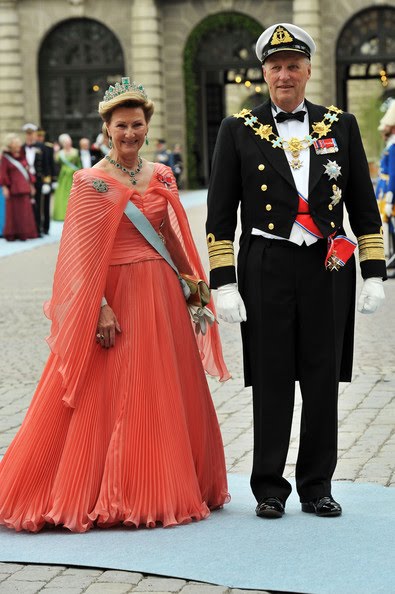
left=0, top=164, right=230, bottom=533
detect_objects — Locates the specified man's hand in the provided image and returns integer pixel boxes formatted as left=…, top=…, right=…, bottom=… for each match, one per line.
left=216, top=283, right=247, bottom=323
left=96, top=304, right=121, bottom=348
left=357, top=277, right=385, bottom=314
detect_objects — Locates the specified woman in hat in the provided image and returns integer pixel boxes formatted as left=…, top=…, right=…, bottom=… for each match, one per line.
left=0, top=79, right=229, bottom=532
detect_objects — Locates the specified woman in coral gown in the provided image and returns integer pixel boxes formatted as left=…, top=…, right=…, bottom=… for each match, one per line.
left=0, top=79, right=230, bottom=533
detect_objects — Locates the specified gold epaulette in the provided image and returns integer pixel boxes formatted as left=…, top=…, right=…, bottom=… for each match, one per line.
left=207, top=233, right=235, bottom=270
left=357, top=231, right=385, bottom=262
left=42, top=176, right=51, bottom=183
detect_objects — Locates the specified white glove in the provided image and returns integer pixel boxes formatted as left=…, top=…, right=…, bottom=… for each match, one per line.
left=41, top=183, right=51, bottom=195
left=384, top=191, right=394, bottom=218
left=216, top=283, right=247, bottom=323
left=357, top=277, right=385, bottom=314
left=52, top=181, right=58, bottom=190
left=384, top=202, right=393, bottom=218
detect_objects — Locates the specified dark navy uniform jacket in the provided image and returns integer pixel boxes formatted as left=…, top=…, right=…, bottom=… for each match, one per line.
left=206, top=98, right=386, bottom=290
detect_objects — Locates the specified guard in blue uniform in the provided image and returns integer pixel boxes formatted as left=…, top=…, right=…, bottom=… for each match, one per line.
left=206, top=23, right=386, bottom=519
left=379, top=102, right=395, bottom=271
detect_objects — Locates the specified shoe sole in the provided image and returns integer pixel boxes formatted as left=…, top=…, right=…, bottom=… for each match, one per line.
left=301, top=503, right=341, bottom=517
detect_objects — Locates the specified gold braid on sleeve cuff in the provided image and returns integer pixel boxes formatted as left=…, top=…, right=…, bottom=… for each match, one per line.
left=207, top=233, right=235, bottom=270
left=357, top=231, right=386, bottom=262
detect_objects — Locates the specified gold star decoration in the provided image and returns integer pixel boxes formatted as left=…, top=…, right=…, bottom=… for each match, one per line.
left=254, top=124, right=273, bottom=141
left=326, top=105, right=343, bottom=114
left=312, top=121, right=331, bottom=138
left=233, top=108, right=251, bottom=119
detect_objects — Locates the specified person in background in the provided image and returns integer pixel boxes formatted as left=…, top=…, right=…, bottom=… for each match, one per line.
left=0, top=133, right=38, bottom=241
left=0, top=184, right=5, bottom=237
left=52, top=133, right=81, bottom=221
left=36, top=127, right=57, bottom=235
left=91, top=133, right=109, bottom=157
left=22, top=123, right=52, bottom=237
left=154, top=138, right=172, bottom=167
left=0, top=77, right=229, bottom=533
left=171, top=143, right=184, bottom=189
left=378, top=101, right=395, bottom=274
left=206, top=22, right=386, bottom=520
left=79, top=137, right=100, bottom=168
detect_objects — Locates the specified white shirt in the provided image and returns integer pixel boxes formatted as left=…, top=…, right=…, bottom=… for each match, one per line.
left=25, top=145, right=36, bottom=175
left=252, top=101, right=317, bottom=246
left=80, top=149, right=92, bottom=169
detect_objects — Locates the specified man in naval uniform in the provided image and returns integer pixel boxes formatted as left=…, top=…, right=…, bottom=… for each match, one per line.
left=206, top=23, right=386, bottom=519
left=22, top=123, right=52, bottom=236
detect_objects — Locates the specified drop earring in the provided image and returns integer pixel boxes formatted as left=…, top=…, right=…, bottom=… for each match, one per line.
left=145, top=135, right=149, bottom=146
left=108, top=137, right=113, bottom=149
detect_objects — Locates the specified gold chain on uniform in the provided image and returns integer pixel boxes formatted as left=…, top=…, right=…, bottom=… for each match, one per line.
left=233, top=105, right=343, bottom=170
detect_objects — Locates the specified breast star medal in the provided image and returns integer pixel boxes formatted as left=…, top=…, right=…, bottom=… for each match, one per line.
left=324, top=160, right=342, bottom=181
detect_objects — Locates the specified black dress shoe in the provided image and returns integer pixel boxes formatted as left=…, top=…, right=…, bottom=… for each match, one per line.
left=255, top=497, right=285, bottom=519
left=301, top=496, right=342, bottom=517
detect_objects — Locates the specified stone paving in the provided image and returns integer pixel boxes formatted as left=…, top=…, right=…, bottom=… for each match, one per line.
left=0, top=193, right=394, bottom=593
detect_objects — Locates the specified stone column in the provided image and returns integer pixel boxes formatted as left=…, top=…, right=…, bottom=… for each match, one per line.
left=293, top=0, right=323, bottom=105
left=0, top=0, right=24, bottom=138
left=130, top=0, right=163, bottom=158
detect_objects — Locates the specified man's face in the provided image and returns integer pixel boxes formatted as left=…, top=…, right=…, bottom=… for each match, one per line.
left=263, top=51, right=311, bottom=112
left=25, top=130, right=37, bottom=145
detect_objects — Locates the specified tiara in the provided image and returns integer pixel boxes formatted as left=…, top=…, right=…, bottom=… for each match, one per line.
left=102, top=77, right=147, bottom=102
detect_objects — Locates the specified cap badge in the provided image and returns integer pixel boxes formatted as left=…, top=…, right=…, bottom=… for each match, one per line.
left=270, top=26, right=293, bottom=47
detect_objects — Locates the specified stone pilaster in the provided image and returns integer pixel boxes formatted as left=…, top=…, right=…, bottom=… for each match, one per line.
left=0, top=0, right=24, bottom=140
left=293, top=0, right=324, bottom=105
left=130, top=0, right=162, bottom=158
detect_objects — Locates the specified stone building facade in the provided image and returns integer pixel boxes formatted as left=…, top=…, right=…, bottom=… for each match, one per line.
left=0, top=0, right=394, bottom=186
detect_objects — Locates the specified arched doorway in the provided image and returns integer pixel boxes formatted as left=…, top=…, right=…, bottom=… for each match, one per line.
left=184, top=13, right=263, bottom=187
left=336, top=5, right=395, bottom=110
left=336, top=6, right=395, bottom=160
left=39, top=18, right=125, bottom=144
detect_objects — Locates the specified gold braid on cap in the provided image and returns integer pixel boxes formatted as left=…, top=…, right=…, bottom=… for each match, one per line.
left=357, top=231, right=386, bottom=262
left=103, top=77, right=147, bottom=102
left=207, top=233, right=235, bottom=270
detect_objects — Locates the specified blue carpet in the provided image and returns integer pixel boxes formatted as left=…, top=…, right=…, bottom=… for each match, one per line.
left=0, top=475, right=394, bottom=594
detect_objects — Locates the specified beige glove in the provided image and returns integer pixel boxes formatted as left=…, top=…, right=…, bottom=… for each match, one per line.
left=188, top=304, right=216, bottom=335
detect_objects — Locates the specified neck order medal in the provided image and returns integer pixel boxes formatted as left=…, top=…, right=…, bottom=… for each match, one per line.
left=233, top=105, right=342, bottom=170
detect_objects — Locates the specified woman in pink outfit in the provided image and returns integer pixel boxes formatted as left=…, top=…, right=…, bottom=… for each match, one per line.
left=0, top=79, right=230, bottom=533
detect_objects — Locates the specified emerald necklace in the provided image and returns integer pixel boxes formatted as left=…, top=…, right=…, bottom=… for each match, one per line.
left=105, top=155, right=143, bottom=185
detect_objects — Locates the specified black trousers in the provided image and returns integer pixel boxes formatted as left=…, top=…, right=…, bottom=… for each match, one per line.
left=33, top=180, right=42, bottom=235
left=242, top=236, right=354, bottom=503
